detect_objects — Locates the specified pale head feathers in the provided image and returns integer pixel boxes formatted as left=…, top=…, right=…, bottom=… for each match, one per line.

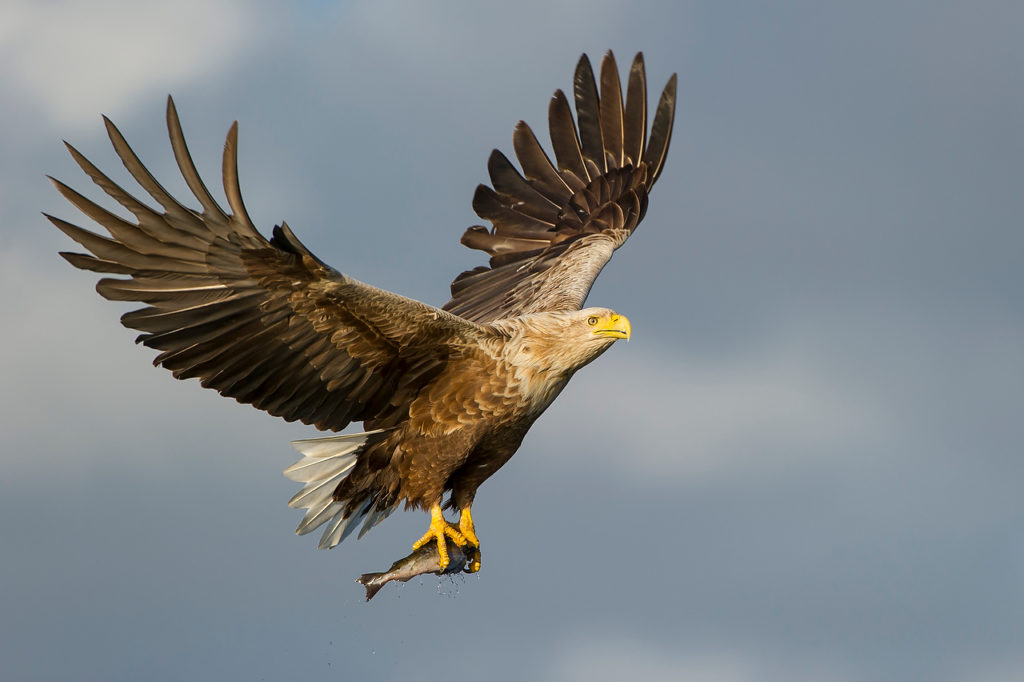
left=490, top=307, right=630, bottom=376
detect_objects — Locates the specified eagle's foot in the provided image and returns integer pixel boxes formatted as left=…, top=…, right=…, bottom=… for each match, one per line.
left=412, top=504, right=467, bottom=570
left=459, top=507, right=482, bottom=573
left=465, top=546, right=482, bottom=573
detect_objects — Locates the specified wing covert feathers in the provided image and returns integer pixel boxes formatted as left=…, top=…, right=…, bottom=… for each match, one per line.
left=444, top=51, right=677, bottom=322
left=50, top=97, right=484, bottom=433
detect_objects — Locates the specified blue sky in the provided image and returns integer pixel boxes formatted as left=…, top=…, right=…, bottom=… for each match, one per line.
left=2, top=2, right=1023, bottom=680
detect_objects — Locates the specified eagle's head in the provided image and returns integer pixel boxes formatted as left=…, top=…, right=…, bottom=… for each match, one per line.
left=499, top=307, right=631, bottom=377
left=580, top=307, right=632, bottom=342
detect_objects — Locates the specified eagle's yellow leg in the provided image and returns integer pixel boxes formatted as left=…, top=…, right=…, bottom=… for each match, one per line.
left=458, top=507, right=482, bottom=573
left=412, top=504, right=466, bottom=570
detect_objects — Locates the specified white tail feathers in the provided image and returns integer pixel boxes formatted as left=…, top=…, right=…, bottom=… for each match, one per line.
left=284, top=429, right=394, bottom=550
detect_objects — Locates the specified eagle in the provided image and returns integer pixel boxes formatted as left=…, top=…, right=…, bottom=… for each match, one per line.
left=48, top=51, right=677, bottom=572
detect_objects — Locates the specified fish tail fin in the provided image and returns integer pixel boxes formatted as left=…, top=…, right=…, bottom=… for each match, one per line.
left=355, top=573, right=387, bottom=601
left=283, top=428, right=392, bottom=550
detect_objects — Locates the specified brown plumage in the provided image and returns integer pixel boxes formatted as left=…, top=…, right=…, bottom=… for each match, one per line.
left=48, top=51, right=677, bottom=566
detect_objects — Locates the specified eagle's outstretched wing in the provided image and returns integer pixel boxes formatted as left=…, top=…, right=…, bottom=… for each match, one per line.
left=47, top=98, right=484, bottom=432
left=442, top=51, right=677, bottom=323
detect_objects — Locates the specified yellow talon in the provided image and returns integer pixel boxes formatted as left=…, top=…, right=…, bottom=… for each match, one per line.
left=459, top=507, right=482, bottom=573
left=412, top=504, right=466, bottom=570
left=458, top=507, right=479, bottom=546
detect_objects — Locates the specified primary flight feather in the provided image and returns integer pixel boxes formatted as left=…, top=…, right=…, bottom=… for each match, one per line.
left=48, top=51, right=677, bottom=572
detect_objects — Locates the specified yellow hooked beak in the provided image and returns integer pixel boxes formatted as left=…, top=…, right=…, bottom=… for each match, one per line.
left=591, top=313, right=631, bottom=340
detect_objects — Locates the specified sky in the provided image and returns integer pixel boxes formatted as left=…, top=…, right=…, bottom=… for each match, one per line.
left=1, top=1, right=1022, bottom=680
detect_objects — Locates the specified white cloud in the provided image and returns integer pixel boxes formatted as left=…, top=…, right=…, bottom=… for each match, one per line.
left=532, top=334, right=885, bottom=483
left=958, top=657, right=1024, bottom=682
left=543, top=630, right=858, bottom=682
left=542, top=632, right=755, bottom=682
left=0, top=0, right=268, bottom=128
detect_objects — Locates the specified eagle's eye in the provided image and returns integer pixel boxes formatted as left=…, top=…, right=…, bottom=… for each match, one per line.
left=587, top=316, right=599, bottom=326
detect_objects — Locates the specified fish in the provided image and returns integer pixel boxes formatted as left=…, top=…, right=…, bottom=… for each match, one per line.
left=357, top=537, right=475, bottom=601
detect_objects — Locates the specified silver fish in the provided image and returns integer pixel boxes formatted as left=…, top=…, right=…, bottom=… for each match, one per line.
left=357, top=538, right=475, bottom=601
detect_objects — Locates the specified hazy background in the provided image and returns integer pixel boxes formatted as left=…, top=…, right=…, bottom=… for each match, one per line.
left=2, top=2, right=1022, bottom=680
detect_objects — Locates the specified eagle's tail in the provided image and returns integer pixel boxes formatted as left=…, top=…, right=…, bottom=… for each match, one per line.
left=284, top=429, right=395, bottom=550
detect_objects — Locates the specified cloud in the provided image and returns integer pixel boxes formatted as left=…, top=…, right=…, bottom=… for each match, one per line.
left=0, top=0, right=268, bottom=129
left=960, top=657, right=1024, bottom=682
left=545, top=633, right=757, bottom=682
left=543, top=630, right=855, bottom=682
left=532, top=331, right=884, bottom=484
